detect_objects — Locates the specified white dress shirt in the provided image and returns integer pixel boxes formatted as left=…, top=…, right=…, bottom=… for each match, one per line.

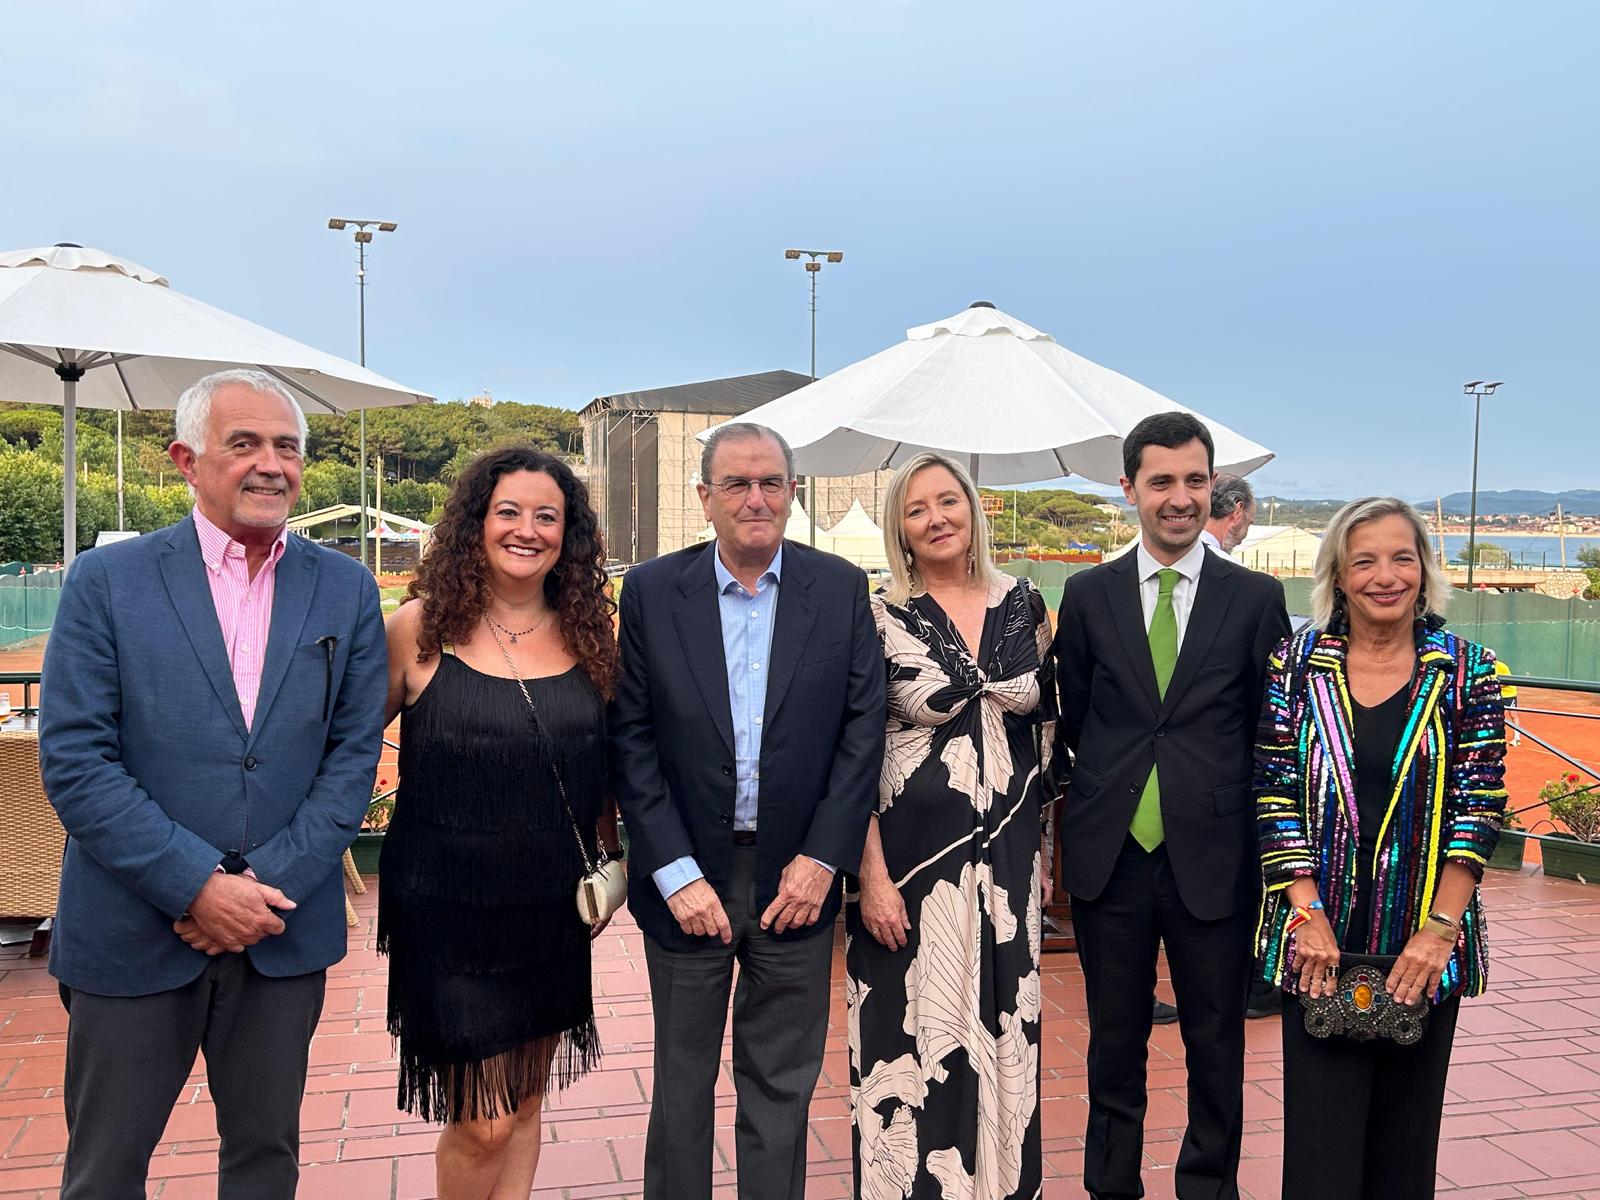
left=1134, top=537, right=1209, bottom=650
left=1198, top=528, right=1223, bottom=555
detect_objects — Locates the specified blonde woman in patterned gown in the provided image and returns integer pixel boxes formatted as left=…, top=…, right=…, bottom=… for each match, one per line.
left=846, top=453, right=1055, bottom=1200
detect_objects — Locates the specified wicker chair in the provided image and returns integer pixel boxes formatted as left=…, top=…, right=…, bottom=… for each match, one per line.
left=0, top=729, right=64, bottom=956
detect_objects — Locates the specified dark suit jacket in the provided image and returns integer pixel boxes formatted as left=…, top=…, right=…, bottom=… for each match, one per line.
left=609, top=540, right=885, bottom=952
left=39, top=518, right=388, bottom=996
left=1052, top=548, right=1290, bottom=920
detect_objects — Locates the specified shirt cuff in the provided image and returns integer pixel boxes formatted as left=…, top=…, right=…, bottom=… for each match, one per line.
left=653, top=856, right=704, bottom=900
left=805, top=856, right=835, bottom=875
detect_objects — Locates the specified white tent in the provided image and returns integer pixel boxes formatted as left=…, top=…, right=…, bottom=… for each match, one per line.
left=0, top=244, right=432, bottom=564
left=1233, top=525, right=1323, bottom=575
left=821, top=500, right=890, bottom=571
left=701, top=302, right=1272, bottom=487
left=784, top=501, right=816, bottom=544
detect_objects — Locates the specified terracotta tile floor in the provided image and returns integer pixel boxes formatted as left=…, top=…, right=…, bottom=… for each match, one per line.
left=7, top=865, right=1600, bottom=1199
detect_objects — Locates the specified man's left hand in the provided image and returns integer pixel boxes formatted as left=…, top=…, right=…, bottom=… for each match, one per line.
left=173, top=916, right=226, bottom=955
left=1388, top=929, right=1456, bottom=1007
left=759, top=856, right=834, bottom=934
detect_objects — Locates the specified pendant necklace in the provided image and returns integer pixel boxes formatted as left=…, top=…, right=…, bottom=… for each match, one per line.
left=486, top=610, right=552, bottom=645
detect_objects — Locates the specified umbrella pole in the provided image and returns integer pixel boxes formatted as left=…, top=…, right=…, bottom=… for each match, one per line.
left=57, top=362, right=86, bottom=567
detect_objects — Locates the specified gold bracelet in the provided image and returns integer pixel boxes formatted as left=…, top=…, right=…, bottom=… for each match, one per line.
left=1422, top=912, right=1458, bottom=943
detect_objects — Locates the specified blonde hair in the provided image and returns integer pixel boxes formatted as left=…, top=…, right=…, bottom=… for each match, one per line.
left=881, top=453, right=1008, bottom=605
left=1310, top=497, right=1450, bottom=630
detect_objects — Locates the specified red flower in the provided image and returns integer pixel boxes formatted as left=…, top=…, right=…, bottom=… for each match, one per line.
left=1569, top=773, right=1582, bottom=783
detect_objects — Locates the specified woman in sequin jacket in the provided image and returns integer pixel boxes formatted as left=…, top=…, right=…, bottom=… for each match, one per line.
left=1253, top=497, right=1506, bottom=1200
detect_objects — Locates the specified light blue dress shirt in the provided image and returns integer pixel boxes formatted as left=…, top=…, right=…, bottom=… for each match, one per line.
left=652, top=542, right=830, bottom=901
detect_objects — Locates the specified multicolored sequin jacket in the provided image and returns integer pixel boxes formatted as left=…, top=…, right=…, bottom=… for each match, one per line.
left=1254, top=624, right=1507, bottom=1002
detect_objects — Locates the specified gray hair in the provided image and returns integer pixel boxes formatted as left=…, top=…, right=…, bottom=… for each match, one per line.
left=1210, top=474, right=1255, bottom=520
left=881, top=452, right=1008, bottom=606
left=699, top=421, right=795, bottom=483
left=175, top=369, right=308, bottom=456
left=1310, top=497, right=1450, bottom=630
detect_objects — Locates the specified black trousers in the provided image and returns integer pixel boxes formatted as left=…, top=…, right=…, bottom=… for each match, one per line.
left=1072, top=838, right=1254, bottom=1200
left=641, top=843, right=834, bottom=1200
left=59, top=954, right=326, bottom=1200
left=1281, top=994, right=1461, bottom=1199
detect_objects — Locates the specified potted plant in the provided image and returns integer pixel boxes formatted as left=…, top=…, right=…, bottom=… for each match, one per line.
left=349, top=775, right=394, bottom=875
left=1487, top=804, right=1527, bottom=871
left=1540, top=773, right=1600, bottom=883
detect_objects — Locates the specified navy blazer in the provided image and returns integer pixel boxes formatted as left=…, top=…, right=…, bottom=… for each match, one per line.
left=39, top=517, right=388, bottom=997
left=609, top=540, right=885, bottom=952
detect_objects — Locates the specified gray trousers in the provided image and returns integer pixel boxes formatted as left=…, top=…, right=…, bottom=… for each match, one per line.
left=59, top=953, right=326, bottom=1200
left=642, top=844, right=834, bottom=1200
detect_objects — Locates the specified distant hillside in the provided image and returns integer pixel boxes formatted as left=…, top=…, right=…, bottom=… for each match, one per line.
left=1438, top=490, right=1600, bottom=516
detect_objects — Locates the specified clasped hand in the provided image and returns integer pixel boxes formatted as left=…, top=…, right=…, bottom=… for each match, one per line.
left=173, top=872, right=297, bottom=955
left=664, top=856, right=834, bottom=943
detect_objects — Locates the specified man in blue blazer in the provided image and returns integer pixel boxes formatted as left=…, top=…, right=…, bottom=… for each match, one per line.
left=611, top=422, right=885, bottom=1200
left=39, top=369, right=387, bottom=1200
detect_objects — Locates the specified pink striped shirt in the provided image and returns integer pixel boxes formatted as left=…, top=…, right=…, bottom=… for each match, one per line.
left=192, top=507, right=288, bottom=731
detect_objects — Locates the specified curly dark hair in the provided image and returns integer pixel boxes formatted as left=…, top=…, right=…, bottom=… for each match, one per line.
left=408, top=445, right=618, bottom=698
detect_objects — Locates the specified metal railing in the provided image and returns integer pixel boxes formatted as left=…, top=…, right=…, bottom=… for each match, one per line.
left=1501, top=675, right=1600, bottom=843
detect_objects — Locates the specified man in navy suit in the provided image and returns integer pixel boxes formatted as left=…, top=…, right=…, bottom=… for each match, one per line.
left=611, top=422, right=884, bottom=1200
left=39, top=369, right=388, bottom=1200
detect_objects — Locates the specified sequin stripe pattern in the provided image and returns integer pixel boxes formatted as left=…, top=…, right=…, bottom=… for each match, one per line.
left=1254, top=625, right=1508, bottom=1001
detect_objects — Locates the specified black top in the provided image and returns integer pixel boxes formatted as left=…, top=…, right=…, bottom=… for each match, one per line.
left=377, top=652, right=605, bottom=1122
left=1345, top=680, right=1412, bottom=951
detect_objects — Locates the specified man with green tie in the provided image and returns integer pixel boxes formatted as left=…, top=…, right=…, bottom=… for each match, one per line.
left=1052, top=412, right=1290, bottom=1200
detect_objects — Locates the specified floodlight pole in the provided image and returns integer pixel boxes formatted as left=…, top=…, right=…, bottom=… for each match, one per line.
left=784, top=248, right=843, bottom=545
left=1462, top=381, right=1502, bottom=588
left=328, top=218, right=397, bottom=570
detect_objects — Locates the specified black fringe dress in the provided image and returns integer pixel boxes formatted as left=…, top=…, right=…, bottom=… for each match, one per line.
left=377, top=651, right=603, bottom=1124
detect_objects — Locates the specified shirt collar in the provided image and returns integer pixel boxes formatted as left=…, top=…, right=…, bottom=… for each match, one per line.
left=712, top=540, right=783, bottom=595
left=1198, top=528, right=1223, bottom=553
left=1136, top=535, right=1208, bottom=587
left=193, top=506, right=289, bottom=573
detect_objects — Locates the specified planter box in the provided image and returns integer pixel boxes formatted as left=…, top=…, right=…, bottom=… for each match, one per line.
left=1487, top=829, right=1527, bottom=871
left=349, top=830, right=385, bottom=875
left=1541, top=834, right=1600, bottom=883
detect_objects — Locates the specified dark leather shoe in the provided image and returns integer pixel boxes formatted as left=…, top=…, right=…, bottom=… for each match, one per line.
left=1152, top=998, right=1179, bottom=1025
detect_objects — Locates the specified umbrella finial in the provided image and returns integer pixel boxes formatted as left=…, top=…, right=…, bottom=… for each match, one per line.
left=54, top=242, right=83, bottom=248
left=969, top=300, right=996, bottom=309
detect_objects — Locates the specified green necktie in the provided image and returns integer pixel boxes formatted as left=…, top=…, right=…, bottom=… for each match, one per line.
left=1131, top=568, right=1179, bottom=852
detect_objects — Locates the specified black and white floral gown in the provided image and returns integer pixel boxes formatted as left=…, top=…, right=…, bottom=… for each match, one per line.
left=846, top=576, right=1055, bottom=1200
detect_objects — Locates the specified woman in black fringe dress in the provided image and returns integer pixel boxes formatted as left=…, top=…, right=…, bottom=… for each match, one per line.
left=379, top=445, right=620, bottom=1199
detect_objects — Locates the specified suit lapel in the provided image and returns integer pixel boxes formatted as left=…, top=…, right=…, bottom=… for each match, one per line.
left=159, top=517, right=248, bottom=742
left=247, top=536, right=318, bottom=748
left=762, top=542, right=818, bottom=723
left=673, top=549, right=736, bottom=759
left=1157, top=552, right=1236, bottom=720
left=1106, top=553, right=1161, bottom=717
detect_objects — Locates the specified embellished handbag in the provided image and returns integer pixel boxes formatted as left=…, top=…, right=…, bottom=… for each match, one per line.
left=1301, top=953, right=1431, bottom=1046
left=489, top=629, right=627, bottom=928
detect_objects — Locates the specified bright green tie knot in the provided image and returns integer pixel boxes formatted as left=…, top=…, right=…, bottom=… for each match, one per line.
left=1157, top=567, right=1179, bottom=598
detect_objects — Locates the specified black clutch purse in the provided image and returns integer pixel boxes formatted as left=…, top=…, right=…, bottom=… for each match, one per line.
left=1300, top=953, right=1431, bottom=1046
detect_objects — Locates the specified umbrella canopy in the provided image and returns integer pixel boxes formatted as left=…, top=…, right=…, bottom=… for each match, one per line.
left=704, top=302, right=1272, bottom=487
left=0, top=244, right=433, bottom=563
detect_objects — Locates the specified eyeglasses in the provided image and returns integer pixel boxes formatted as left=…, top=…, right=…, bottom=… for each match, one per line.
left=711, top=475, right=791, bottom=497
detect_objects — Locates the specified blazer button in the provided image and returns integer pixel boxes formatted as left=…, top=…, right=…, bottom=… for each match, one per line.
left=1155, top=727, right=1166, bottom=738
left=721, top=765, right=733, bottom=776
left=719, top=814, right=732, bottom=825
left=1128, top=784, right=1139, bottom=793
left=243, top=756, right=258, bottom=771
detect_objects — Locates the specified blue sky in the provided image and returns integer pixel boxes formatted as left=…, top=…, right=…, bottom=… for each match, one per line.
left=4, top=1, right=1594, bottom=498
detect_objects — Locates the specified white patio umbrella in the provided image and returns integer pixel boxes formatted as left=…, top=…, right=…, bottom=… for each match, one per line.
left=0, top=244, right=433, bottom=564
left=704, top=302, right=1272, bottom=486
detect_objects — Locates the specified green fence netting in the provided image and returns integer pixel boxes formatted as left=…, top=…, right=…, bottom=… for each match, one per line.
left=1006, top=562, right=1600, bottom=682
left=0, top=573, right=61, bottom=648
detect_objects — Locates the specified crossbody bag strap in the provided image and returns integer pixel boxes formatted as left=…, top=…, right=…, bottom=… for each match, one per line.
left=486, top=625, right=598, bottom=876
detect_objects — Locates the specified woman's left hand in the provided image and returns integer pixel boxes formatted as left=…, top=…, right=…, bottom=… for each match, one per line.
left=1387, top=929, right=1455, bottom=1006
left=589, top=912, right=614, bottom=940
